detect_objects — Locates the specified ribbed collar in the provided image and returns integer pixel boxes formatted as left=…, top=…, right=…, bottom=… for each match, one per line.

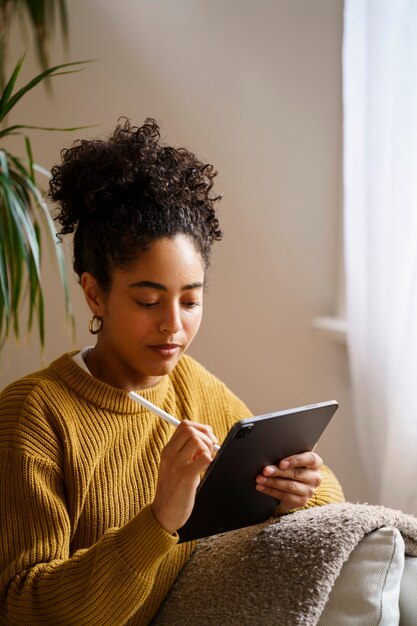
left=48, top=352, right=172, bottom=415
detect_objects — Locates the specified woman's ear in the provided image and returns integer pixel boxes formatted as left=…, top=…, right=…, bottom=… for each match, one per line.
left=81, top=272, right=105, bottom=315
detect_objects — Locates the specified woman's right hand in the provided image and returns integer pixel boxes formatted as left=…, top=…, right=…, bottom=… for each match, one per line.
left=151, top=421, right=218, bottom=535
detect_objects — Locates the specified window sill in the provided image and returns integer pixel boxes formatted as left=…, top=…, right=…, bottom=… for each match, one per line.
left=311, top=316, right=347, bottom=346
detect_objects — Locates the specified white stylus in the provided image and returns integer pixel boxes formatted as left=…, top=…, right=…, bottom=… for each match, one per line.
left=128, top=390, right=221, bottom=451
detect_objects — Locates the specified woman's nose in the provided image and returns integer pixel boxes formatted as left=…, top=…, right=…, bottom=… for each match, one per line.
left=158, top=304, right=183, bottom=334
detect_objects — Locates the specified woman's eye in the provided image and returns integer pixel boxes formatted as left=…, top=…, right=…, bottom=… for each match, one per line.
left=182, top=301, right=200, bottom=309
left=136, top=301, right=159, bottom=308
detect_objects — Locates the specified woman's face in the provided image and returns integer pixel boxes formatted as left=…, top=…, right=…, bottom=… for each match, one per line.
left=82, top=234, right=205, bottom=390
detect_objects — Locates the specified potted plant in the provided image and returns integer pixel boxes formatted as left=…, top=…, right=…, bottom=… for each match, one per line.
left=0, top=0, right=91, bottom=352
left=0, top=55, right=88, bottom=350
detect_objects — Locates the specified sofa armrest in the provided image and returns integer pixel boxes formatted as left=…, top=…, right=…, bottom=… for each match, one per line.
left=399, top=556, right=417, bottom=626
left=318, top=527, right=405, bottom=625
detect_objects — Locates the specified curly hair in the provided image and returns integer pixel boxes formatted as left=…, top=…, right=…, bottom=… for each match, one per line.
left=49, top=117, right=223, bottom=291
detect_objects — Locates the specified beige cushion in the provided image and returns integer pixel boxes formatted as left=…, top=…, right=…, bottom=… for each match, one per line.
left=399, top=556, right=417, bottom=626
left=318, top=527, right=405, bottom=626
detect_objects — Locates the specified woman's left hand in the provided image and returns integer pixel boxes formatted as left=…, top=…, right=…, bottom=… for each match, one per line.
left=255, top=451, right=323, bottom=513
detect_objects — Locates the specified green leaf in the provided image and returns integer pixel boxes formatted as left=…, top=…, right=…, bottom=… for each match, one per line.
left=0, top=219, right=10, bottom=330
left=27, top=246, right=39, bottom=337
left=58, top=0, right=69, bottom=47
left=5, top=182, right=41, bottom=279
left=34, top=222, right=45, bottom=347
left=0, top=123, right=94, bottom=139
left=37, top=284, right=45, bottom=349
left=25, top=135, right=34, bottom=182
left=0, top=292, right=5, bottom=345
left=18, top=0, right=69, bottom=77
left=19, top=159, right=75, bottom=332
left=0, top=148, right=9, bottom=177
left=0, top=53, right=25, bottom=117
left=9, top=224, right=24, bottom=338
left=0, top=59, right=92, bottom=122
left=0, top=178, right=24, bottom=338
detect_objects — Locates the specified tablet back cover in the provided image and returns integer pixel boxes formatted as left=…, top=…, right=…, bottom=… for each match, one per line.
left=178, top=401, right=337, bottom=542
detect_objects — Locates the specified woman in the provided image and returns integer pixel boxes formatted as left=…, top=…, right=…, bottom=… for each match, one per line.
left=0, top=118, right=344, bottom=625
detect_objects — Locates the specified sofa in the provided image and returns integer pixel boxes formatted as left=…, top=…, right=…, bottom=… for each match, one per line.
left=152, top=503, right=417, bottom=625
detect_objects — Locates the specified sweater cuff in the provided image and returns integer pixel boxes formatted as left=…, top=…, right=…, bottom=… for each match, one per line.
left=114, top=504, right=179, bottom=576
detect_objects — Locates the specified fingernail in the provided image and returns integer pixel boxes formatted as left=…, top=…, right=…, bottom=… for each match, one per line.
left=280, top=460, right=290, bottom=469
left=264, top=466, right=275, bottom=475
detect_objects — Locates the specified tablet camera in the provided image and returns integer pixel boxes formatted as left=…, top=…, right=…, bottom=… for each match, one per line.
left=234, top=424, right=254, bottom=439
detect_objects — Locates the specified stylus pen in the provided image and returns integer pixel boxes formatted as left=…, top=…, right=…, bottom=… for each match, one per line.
left=128, top=390, right=221, bottom=451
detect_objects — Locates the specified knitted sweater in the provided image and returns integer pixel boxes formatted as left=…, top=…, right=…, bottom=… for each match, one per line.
left=0, top=353, right=344, bottom=625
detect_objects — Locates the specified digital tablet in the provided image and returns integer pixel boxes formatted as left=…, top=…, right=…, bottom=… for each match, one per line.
left=177, top=400, right=338, bottom=543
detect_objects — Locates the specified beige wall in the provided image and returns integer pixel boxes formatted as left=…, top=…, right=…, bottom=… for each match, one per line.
left=1, top=0, right=372, bottom=503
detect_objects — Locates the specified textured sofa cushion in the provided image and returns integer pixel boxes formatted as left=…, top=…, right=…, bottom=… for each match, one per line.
left=318, top=527, right=405, bottom=626
left=153, top=525, right=406, bottom=626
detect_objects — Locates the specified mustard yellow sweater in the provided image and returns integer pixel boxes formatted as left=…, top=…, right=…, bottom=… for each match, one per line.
left=0, top=353, right=344, bottom=625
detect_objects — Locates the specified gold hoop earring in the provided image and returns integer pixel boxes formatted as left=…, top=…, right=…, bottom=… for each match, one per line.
left=88, top=315, right=102, bottom=335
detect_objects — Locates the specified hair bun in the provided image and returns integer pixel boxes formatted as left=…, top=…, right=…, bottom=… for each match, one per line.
left=50, top=118, right=222, bottom=287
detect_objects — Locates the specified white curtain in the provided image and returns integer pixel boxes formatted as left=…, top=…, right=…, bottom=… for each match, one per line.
left=344, top=0, right=417, bottom=514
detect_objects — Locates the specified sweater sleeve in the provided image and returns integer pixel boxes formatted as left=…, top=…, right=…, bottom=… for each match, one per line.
left=0, top=373, right=183, bottom=626
left=0, top=446, right=178, bottom=625
left=305, top=464, right=345, bottom=507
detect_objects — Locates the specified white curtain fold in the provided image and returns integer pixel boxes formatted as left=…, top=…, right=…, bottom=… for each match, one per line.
left=344, top=0, right=417, bottom=514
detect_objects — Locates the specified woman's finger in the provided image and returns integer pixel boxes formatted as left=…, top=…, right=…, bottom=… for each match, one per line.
left=278, top=451, right=323, bottom=470
left=256, top=479, right=316, bottom=503
left=256, top=466, right=322, bottom=488
left=166, top=421, right=217, bottom=454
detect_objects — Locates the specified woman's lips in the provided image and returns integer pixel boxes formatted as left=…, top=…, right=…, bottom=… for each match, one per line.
left=149, top=344, right=181, bottom=358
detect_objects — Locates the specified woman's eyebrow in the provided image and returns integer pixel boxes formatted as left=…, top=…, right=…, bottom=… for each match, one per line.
left=128, top=280, right=204, bottom=291
left=129, top=280, right=167, bottom=291
left=183, top=282, right=204, bottom=291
